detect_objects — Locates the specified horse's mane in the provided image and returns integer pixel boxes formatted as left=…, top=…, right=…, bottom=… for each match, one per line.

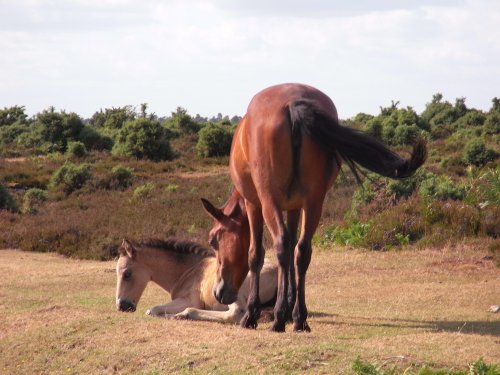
left=139, top=238, right=215, bottom=259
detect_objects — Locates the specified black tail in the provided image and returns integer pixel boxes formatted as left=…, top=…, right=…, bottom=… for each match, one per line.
left=289, top=101, right=427, bottom=180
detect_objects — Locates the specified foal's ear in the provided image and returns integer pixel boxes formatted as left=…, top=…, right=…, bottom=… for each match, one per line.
left=120, top=239, right=136, bottom=258
left=201, top=198, right=225, bottom=222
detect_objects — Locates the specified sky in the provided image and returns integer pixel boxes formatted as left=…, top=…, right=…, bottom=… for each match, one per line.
left=1, top=0, right=499, bottom=120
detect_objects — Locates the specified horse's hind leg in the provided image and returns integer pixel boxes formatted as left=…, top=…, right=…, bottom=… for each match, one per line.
left=293, top=202, right=323, bottom=332
left=261, top=202, right=291, bottom=332
left=286, top=209, right=301, bottom=322
left=240, top=200, right=265, bottom=329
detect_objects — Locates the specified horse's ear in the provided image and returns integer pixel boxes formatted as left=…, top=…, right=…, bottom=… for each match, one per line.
left=201, top=198, right=225, bottom=222
left=120, top=239, right=136, bottom=258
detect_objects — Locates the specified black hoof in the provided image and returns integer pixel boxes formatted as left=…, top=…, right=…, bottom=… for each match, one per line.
left=269, top=321, right=286, bottom=332
left=240, top=312, right=258, bottom=329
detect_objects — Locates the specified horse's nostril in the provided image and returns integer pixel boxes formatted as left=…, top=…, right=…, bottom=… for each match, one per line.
left=118, top=299, right=136, bottom=312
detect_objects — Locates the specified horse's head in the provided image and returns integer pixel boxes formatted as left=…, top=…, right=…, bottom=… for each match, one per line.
left=115, top=239, right=151, bottom=312
left=201, top=191, right=249, bottom=305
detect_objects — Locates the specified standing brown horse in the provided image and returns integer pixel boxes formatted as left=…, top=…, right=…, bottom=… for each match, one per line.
left=201, top=83, right=427, bottom=332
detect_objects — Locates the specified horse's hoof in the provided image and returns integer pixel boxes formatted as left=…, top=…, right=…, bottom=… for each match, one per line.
left=293, top=321, right=311, bottom=332
left=269, top=321, right=286, bottom=333
left=240, top=313, right=258, bottom=329
left=145, top=309, right=151, bottom=316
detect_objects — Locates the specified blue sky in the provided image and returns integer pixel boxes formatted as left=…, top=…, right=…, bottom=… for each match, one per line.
left=1, top=0, right=499, bottom=119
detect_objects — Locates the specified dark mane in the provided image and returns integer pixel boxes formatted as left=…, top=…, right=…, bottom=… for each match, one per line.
left=138, top=238, right=215, bottom=259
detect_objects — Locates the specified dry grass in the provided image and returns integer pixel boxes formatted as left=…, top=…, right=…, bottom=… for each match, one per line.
left=1, top=245, right=498, bottom=374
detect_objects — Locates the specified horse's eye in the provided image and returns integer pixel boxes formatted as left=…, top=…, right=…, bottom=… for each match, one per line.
left=123, top=270, right=132, bottom=281
left=209, top=237, right=219, bottom=251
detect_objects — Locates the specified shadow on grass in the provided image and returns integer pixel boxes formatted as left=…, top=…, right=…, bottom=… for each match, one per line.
left=316, top=314, right=500, bottom=337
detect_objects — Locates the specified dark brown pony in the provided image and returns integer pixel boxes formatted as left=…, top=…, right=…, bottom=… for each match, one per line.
left=202, top=83, right=427, bottom=332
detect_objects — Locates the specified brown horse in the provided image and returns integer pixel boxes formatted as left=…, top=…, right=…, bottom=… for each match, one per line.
left=201, top=83, right=427, bottom=332
left=116, top=238, right=277, bottom=323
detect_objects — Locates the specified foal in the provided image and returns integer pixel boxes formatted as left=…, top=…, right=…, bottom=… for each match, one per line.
left=116, top=238, right=277, bottom=323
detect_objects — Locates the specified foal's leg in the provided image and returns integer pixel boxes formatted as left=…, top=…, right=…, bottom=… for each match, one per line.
left=262, top=203, right=291, bottom=332
left=293, top=202, right=323, bottom=332
left=240, top=200, right=265, bottom=329
left=286, top=209, right=301, bottom=322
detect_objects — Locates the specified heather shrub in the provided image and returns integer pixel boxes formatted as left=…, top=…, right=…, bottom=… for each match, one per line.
left=49, top=162, right=92, bottom=194
left=362, top=198, right=425, bottom=250
left=66, top=141, right=87, bottom=158
left=131, top=182, right=155, bottom=202
left=420, top=200, right=481, bottom=247
left=0, top=184, right=18, bottom=212
left=98, top=165, right=134, bottom=190
left=22, top=188, right=48, bottom=214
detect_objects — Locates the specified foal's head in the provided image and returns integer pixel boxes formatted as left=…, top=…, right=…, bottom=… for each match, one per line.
left=115, top=239, right=151, bottom=312
left=201, top=191, right=249, bottom=305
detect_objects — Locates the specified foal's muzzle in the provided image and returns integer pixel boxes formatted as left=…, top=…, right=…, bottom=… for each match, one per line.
left=213, top=279, right=237, bottom=305
left=116, top=298, right=136, bottom=312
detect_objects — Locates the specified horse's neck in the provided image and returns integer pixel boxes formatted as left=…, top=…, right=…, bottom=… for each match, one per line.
left=141, top=249, right=204, bottom=294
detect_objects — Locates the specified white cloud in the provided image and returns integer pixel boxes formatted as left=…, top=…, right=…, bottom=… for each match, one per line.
left=0, top=0, right=498, bottom=118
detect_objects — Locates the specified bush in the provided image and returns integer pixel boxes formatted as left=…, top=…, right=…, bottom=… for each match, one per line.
left=99, top=165, right=134, bottom=190
left=66, top=141, right=87, bottom=158
left=50, top=163, right=92, bottom=194
left=131, top=183, right=155, bottom=202
left=78, top=126, right=113, bottom=151
left=319, top=221, right=370, bottom=248
left=112, top=118, right=173, bottom=161
left=0, top=184, right=18, bottom=212
left=196, top=123, right=233, bottom=157
left=463, top=138, right=497, bottom=167
left=420, top=175, right=466, bottom=201
left=22, top=188, right=48, bottom=214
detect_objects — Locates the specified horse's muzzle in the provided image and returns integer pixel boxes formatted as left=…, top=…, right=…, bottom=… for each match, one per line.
left=116, top=298, right=136, bottom=312
left=213, top=279, right=237, bottom=305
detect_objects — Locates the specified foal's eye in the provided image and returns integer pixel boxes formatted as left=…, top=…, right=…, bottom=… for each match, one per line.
left=209, top=237, right=219, bottom=251
left=123, top=270, right=132, bottom=280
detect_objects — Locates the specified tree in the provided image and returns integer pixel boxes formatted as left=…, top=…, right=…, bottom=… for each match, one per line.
left=0, top=106, right=28, bottom=127
left=34, top=108, right=84, bottom=152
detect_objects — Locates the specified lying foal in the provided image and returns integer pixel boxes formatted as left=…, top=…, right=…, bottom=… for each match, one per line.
left=115, top=238, right=277, bottom=323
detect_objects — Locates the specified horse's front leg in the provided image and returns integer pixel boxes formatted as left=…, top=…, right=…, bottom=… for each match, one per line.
left=240, top=201, right=265, bottom=329
left=146, top=298, right=191, bottom=317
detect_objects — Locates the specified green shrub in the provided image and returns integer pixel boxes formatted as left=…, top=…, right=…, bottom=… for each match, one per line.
left=112, top=118, right=173, bottom=161
left=78, top=126, right=113, bottom=151
left=393, top=124, right=421, bottom=145
left=22, top=188, right=48, bottom=214
left=196, top=123, right=233, bottom=157
left=320, top=221, right=370, bottom=248
left=420, top=175, right=466, bottom=201
left=0, top=184, right=18, bottom=212
left=131, top=182, right=155, bottom=202
left=66, top=141, right=87, bottom=158
left=50, top=162, right=92, bottom=194
left=484, top=112, right=500, bottom=135
left=463, top=138, right=497, bottom=167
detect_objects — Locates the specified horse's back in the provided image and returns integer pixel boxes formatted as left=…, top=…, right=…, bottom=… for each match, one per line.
left=230, top=83, right=339, bottom=209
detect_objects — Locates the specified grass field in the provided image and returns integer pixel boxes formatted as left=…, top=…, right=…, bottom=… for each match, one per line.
left=1, top=245, right=498, bottom=374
